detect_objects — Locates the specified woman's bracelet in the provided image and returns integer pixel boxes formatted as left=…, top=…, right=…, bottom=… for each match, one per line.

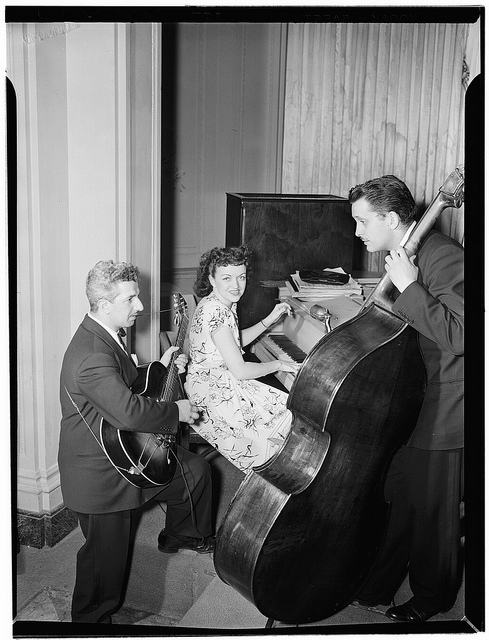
left=260, top=320, right=269, bottom=329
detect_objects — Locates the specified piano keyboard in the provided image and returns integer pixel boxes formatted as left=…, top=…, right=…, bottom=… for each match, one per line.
left=266, top=335, right=307, bottom=363
left=252, top=335, right=305, bottom=391
left=251, top=295, right=362, bottom=391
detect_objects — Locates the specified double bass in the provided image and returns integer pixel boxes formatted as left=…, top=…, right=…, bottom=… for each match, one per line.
left=214, top=167, right=464, bottom=624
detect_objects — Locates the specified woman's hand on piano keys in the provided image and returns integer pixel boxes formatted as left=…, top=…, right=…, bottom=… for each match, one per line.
left=277, top=359, right=302, bottom=374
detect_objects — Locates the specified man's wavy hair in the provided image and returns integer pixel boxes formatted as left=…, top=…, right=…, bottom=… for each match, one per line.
left=193, top=245, right=252, bottom=298
left=86, top=260, right=140, bottom=311
left=348, top=175, right=417, bottom=225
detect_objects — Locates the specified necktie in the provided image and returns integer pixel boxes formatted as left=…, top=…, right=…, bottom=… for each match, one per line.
left=117, top=328, right=129, bottom=353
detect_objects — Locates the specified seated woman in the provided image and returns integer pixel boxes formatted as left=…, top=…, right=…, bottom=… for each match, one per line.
left=185, top=245, right=300, bottom=472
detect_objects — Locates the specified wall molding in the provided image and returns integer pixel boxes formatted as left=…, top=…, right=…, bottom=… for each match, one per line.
left=149, top=23, right=162, bottom=359
left=17, top=463, right=63, bottom=513
left=115, top=22, right=130, bottom=261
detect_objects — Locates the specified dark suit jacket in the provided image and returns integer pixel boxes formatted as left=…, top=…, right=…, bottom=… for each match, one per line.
left=58, top=315, right=179, bottom=513
left=392, top=231, right=464, bottom=449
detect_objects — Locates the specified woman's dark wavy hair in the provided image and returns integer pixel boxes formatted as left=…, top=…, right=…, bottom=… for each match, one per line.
left=193, top=245, right=252, bottom=298
left=348, top=175, right=417, bottom=224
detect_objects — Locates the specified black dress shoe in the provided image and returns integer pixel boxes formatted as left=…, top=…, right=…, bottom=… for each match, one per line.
left=386, top=599, right=440, bottom=622
left=158, top=530, right=215, bottom=554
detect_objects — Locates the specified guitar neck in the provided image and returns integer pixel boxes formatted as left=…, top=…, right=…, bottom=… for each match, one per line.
left=160, top=300, right=189, bottom=402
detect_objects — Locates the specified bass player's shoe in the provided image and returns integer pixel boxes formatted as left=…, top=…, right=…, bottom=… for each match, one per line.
left=386, top=598, right=444, bottom=622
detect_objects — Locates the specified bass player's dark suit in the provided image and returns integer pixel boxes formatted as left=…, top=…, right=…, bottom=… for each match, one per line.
left=358, top=230, right=464, bottom=614
left=59, top=314, right=212, bottom=623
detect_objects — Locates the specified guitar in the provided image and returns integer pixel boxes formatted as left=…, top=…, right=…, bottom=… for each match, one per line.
left=100, top=293, right=189, bottom=488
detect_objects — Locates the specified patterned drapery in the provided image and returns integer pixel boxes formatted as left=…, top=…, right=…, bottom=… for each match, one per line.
left=283, top=23, right=470, bottom=269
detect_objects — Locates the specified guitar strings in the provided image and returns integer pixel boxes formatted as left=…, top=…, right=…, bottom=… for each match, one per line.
left=137, top=306, right=182, bottom=317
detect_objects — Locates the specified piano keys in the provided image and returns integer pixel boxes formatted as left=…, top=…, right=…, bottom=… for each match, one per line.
left=252, top=334, right=306, bottom=390
left=251, top=295, right=362, bottom=391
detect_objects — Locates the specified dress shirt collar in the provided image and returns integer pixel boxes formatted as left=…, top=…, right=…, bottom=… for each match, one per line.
left=399, top=220, right=417, bottom=248
left=88, top=312, right=126, bottom=352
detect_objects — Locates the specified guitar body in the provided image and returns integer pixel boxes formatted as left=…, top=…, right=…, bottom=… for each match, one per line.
left=100, top=361, right=178, bottom=488
left=132, top=361, right=167, bottom=396
left=215, top=304, right=426, bottom=623
left=100, top=294, right=190, bottom=489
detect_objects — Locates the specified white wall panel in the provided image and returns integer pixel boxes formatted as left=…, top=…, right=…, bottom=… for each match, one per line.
left=10, top=22, right=153, bottom=514
left=162, top=23, right=286, bottom=274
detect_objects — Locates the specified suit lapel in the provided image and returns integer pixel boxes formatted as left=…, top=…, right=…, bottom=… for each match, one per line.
left=82, top=315, right=138, bottom=384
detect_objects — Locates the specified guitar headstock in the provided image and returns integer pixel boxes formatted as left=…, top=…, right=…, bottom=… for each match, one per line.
left=172, top=293, right=189, bottom=327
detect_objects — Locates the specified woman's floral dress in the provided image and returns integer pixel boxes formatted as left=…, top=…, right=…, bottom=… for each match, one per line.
left=184, top=292, right=292, bottom=471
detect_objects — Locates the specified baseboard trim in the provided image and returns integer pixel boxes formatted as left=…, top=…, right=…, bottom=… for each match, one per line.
left=17, top=505, right=78, bottom=549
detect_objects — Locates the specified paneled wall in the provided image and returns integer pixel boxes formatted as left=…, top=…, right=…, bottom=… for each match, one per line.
left=11, top=20, right=287, bottom=544
left=160, top=23, right=287, bottom=281
left=11, top=23, right=132, bottom=523
left=11, top=19, right=478, bottom=547
left=10, top=23, right=161, bottom=545
left=282, top=22, right=474, bottom=270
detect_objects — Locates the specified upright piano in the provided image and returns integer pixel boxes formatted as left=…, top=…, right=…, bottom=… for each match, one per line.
left=226, top=193, right=368, bottom=390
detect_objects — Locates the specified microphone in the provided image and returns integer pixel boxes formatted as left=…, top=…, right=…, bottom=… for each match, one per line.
left=310, top=305, right=332, bottom=333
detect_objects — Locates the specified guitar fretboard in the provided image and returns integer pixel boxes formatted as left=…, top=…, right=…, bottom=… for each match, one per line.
left=160, top=295, right=189, bottom=402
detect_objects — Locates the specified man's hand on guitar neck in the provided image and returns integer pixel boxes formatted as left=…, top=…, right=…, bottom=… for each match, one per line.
left=176, top=399, right=200, bottom=425
left=160, top=345, right=195, bottom=424
left=160, top=346, right=188, bottom=374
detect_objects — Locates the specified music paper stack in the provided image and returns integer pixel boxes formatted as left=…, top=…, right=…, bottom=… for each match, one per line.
left=286, top=267, right=363, bottom=300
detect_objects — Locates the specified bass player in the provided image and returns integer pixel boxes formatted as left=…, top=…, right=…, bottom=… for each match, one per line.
left=349, top=175, right=464, bottom=622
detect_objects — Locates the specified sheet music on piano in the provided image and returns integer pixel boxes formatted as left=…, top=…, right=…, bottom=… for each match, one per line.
left=251, top=294, right=362, bottom=391
left=287, top=268, right=363, bottom=300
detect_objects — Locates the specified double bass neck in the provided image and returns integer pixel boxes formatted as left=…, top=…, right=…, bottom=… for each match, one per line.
left=363, top=166, right=464, bottom=314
